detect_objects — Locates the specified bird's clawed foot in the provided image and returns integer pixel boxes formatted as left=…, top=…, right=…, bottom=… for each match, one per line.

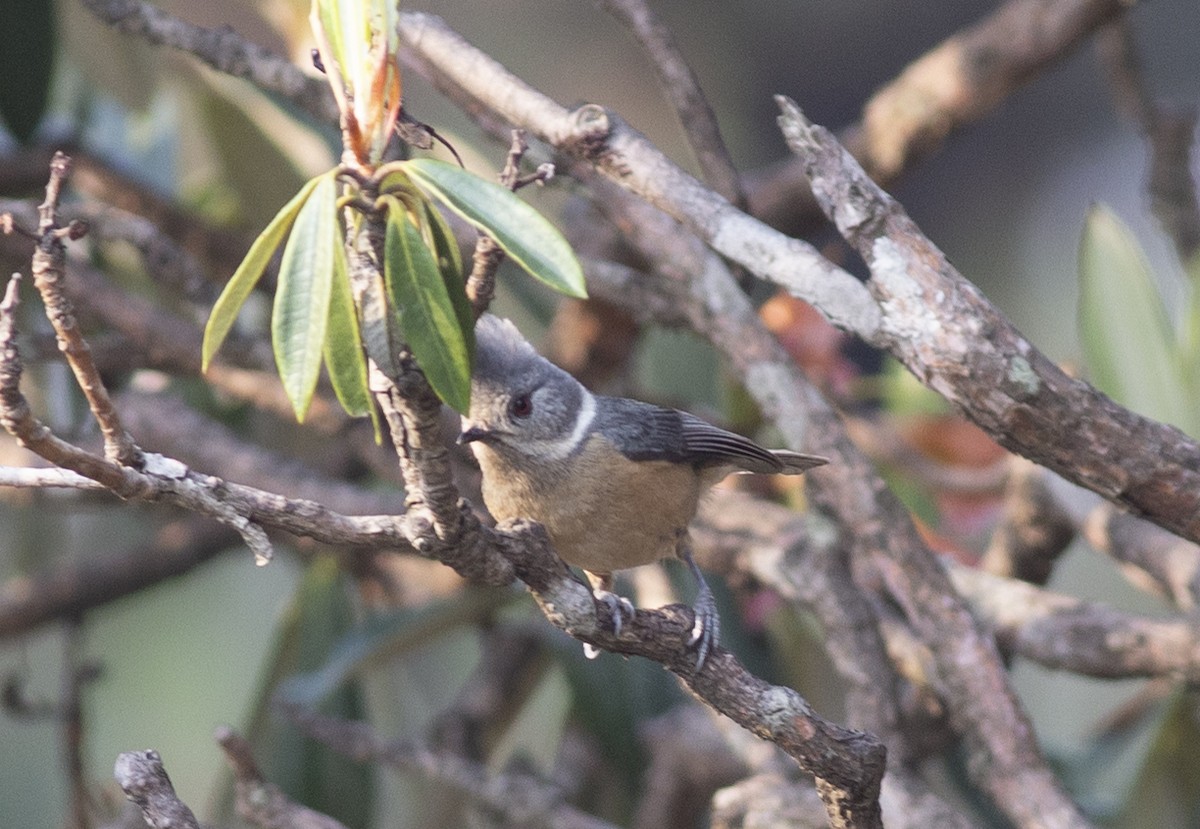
left=683, top=548, right=720, bottom=672
left=584, top=572, right=635, bottom=659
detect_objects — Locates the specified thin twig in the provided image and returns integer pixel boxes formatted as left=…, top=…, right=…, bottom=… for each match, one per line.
left=466, top=130, right=543, bottom=318
left=0, top=466, right=105, bottom=490
left=594, top=0, right=744, bottom=208
left=12, top=152, right=141, bottom=467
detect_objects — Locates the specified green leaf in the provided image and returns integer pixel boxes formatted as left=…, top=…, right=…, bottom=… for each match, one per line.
left=421, top=200, right=474, bottom=338
left=214, top=557, right=374, bottom=829
left=203, top=172, right=330, bottom=370
left=314, top=0, right=349, bottom=89
left=278, top=587, right=517, bottom=707
left=1181, top=254, right=1200, bottom=399
left=404, top=158, right=587, bottom=298
left=322, top=231, right=372, bottom=417
left=1078, top=205, right=1193, bottom=434
left=384, top=199, right=474, bottom=413
left=273, top=173, right=339, bottom=421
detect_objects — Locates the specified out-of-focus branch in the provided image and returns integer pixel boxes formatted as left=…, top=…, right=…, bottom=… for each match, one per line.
left=1096, top=19, right=1200, bottom=263
left=632, top=706, right=748, bottom=829
left=78, top=0, right=336, bottom=125
left=113, top=750, right=200, bottom=829
left=748, top=0, right=1132, bottom=229
left=981, top=458, right=1077, bottom=584
left=1083, top=503, right=1200, bottom=610
left=215, top=727, right=349, bottom=829
left=0, top=517, right=235, bottom=639
left=594, top=0, right=744, bottom=208
left=950, top=564, right=1200, bottom=682
left=282, top=702, right=621, bottom=829
left=993, top=463, right=1200, bottom=611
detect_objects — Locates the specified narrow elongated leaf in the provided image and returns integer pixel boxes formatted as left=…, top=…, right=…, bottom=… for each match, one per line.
left=1181, top=255, right=1200, bottom=403
left=203, top=173, right=329, bottom=370
left=404, top=158, right=587, bottom=298
left=0, top=0, right=53, bottom=143
left=421, top=200, right=473, bottom=337
left=383, top=200, right=473, bottom=413
left=1079, top=205, right=1192, bottom=433
left=323, top=229, right=372, bottom=417
left=274, top=174, right=339, bottom=421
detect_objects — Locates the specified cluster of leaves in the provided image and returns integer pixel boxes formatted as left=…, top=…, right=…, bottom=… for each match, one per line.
left=201, top=0, right=585, bottom=422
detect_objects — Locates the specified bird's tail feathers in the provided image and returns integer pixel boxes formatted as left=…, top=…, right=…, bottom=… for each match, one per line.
left=771, top=450, right=829, bottom=475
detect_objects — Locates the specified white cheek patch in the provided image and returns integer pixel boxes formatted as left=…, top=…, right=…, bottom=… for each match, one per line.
left=534, top=389, right=597, bottom=460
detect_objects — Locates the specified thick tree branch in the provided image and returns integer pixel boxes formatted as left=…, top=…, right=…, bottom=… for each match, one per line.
left=775, top=98, right=1200, bottom=549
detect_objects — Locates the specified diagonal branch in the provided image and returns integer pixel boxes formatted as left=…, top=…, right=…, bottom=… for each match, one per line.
left=748, top=0, right=1133, bottom=227
left=775, top=99, right=1200, bottom=546
left=594, top=0, right=744, bottom=208
left=78, top=0, right=337, bottom=125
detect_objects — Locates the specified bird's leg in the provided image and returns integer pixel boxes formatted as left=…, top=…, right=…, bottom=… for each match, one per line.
left=584, top=570, right=635, bottom=658
left=680, top=543, right=719, bottom=671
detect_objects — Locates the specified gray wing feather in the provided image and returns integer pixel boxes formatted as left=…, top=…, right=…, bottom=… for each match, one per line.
left=596, top=397, right=826, bottom=474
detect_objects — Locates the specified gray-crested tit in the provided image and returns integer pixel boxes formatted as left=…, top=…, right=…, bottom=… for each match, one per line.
left=459, top=315, right=827, bottom=668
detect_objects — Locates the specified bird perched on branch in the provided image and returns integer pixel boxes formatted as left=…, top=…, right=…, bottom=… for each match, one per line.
left=459, top=315, right=827, bottom=668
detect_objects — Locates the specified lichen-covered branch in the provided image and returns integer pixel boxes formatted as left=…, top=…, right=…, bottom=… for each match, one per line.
left=776, top=98, right=1200, bottom=549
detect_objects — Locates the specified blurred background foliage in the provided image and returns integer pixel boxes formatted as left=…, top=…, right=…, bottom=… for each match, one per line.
left=1, top=1, right=1199, bottom=827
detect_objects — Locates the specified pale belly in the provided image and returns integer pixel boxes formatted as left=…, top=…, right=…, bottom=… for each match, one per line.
left=476, top=444, right=702, bottom=575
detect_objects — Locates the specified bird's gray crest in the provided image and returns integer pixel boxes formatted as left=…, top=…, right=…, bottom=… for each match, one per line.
left=473, top=315, right=545, bottom=384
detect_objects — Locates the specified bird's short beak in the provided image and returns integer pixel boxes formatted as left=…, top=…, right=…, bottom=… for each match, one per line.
left=458, top=424, right=493, bottom=445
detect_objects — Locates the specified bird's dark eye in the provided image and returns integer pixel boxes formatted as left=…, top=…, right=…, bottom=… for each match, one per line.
left=510, top=393, right=533, bottom=418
